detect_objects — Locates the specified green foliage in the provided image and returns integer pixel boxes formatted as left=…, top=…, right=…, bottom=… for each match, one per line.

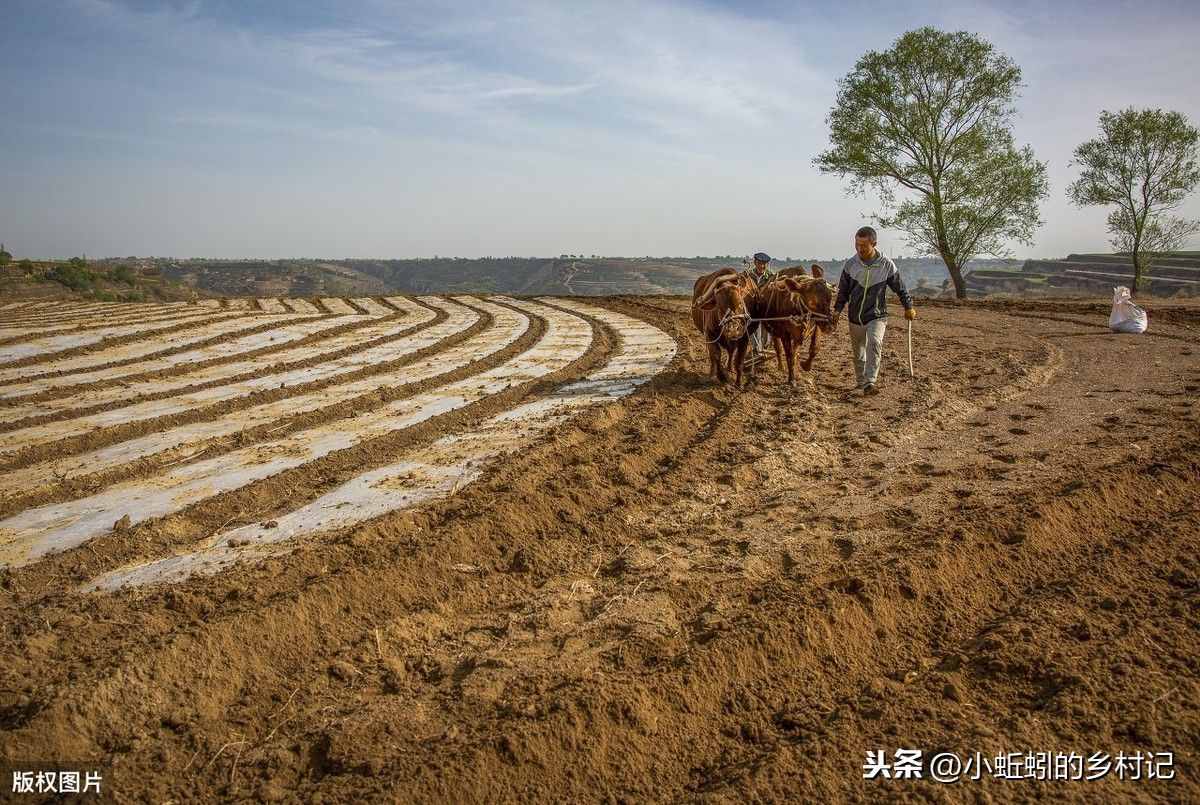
left=0, top=244, right=11, bottom=266
left=111, top=264, right=137, bottom=285
left=47, top=261, right=98, bottom=291
left=1067, top=108, right=1200, bottom=295
left=18, top=259, right=34, bottom=274
left=814, top=27, right=1048, bottom=298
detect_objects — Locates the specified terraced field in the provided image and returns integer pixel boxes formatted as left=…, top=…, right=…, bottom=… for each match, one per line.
left=0, top=296, right=674, bottom=578
left=0, top=295, right=1198, bottom=802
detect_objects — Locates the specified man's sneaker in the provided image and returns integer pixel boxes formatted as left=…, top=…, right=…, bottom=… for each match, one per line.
left=863, top=383, right=879, bottom=396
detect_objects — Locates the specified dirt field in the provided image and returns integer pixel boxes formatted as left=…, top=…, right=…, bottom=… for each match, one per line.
left=0, top=294, right=1197, bottom=802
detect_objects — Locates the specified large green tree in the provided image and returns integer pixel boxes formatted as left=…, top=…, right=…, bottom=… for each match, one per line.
left=1067, top=108, right=1200, bottom=297
left=815, top=27, right=1048, bottom=298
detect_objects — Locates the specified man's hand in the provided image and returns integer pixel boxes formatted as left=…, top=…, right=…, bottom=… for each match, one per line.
left=904, top=307, right=917, bottom=321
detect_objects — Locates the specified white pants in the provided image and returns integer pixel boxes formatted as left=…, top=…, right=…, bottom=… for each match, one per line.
left=848, top=319, right=887, bottom=388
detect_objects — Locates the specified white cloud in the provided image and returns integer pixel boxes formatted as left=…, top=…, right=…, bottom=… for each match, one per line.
left=7, top=0, right=1200, bottom=259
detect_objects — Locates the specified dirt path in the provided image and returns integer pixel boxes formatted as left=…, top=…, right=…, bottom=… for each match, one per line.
left=0, top=296, right=1196, bottom=802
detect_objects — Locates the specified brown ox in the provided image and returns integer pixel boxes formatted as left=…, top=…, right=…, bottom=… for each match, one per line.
left=775, top=263, right=823, bottom=280
left=754, top=268, right=837, bottom=385
left=692, top=268, right=753, bottom=386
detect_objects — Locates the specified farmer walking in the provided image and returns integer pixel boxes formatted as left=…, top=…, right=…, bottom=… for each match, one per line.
left=833, top=226, right=916, bottom=395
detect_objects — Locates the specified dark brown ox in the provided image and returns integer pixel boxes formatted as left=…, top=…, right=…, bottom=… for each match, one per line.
left=692, top=268, right=753, bottom=386
left=754, top=268, right=837, bottom=385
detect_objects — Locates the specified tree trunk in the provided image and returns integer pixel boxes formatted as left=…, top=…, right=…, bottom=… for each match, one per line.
left=1130, top=239, right=1143, bottom=299
left=943, top=257, right=966, bottom=299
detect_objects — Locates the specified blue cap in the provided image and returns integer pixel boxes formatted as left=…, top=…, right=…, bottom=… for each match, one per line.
left=753, top=252, right=771, bottom=262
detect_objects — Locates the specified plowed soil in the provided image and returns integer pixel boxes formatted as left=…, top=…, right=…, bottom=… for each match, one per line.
left=1, top=295, right=1198, bottom=803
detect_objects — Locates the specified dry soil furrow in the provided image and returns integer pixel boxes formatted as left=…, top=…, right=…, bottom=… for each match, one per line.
left=0, top=302, right=230, bottom=333
left=351, top=298, right=394, bottom=317
left=320, top=299, right=357, bottom=315
left=0, top=313, right=310, bottom=391
left=278, top=299, right=316, bottom=314
left=0, top=305, right=426, bottom=432
left=89, top=299, right=676, bottom=589
left=0, top=301, right=613, bottom=755
left=0, top=297, right=713, bottom=800
left=0, top=300, right=1196, bottom=804
left=0, top=305, right=458, bottom=472
left=0, top=305, right=214, bottom=342
left=0, top=310, right=246, bottom=364
left=0, top=311, right=258, bottom=372
left=0, top=297, right=596, bottom=568
left=0, top=297, right=508, bottom=514
left=0, top=300, right=424, bottom=404
left=0, top=302, right=172, bottom=330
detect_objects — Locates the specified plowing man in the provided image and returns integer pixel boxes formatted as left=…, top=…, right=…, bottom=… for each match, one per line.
left=833, top=226, right=916, bottom=395
left=746, top=252, right=775, bottom=364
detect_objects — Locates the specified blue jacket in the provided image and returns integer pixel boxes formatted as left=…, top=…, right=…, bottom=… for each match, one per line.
left=834, top=253, right=913, bottom=326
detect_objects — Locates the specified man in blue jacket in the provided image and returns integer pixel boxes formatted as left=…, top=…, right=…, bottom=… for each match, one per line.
left=833, top=226, right=916, bottom=395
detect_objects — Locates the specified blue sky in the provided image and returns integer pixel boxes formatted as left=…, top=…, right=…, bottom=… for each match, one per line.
left=3, top=0, right=1199, bottom=260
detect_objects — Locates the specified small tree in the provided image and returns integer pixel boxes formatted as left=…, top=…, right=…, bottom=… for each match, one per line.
left=815, top=27, right=1048, bottom=298
left=1067, top=108, right=1200, bottom=296
left=0, top=243, right=11, bottom=266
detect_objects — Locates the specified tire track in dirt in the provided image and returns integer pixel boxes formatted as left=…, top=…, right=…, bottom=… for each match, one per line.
left=0, top=304, right=429, bottom=432
left=88, top=299, right=676, bottom=589
left=0, top=297, right=597, bottom=568
left=0, top=297, right=509, bottom=515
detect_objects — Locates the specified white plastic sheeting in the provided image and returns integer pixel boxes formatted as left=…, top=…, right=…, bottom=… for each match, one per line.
left=0, top=301, right=430, bottom=437
left=0, top=310, right=241, bottom=363
left=0, top=298, right=495, bottom=491
left=0, top=314, right=300, bottom=393
left=0, top=297, right=590, bottom=568
left=87, top=300, right=675, bottom=589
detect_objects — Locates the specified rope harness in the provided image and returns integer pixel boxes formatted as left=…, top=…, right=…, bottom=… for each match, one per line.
left=705, top=307, right=750, bottom=344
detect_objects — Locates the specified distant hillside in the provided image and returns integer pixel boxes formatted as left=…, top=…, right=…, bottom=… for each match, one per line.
left=0, top=257, right=208, bottom=302
left=157, top=255, right=1019, bottom=297
left=961, top=252, right=1200, bottom=296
